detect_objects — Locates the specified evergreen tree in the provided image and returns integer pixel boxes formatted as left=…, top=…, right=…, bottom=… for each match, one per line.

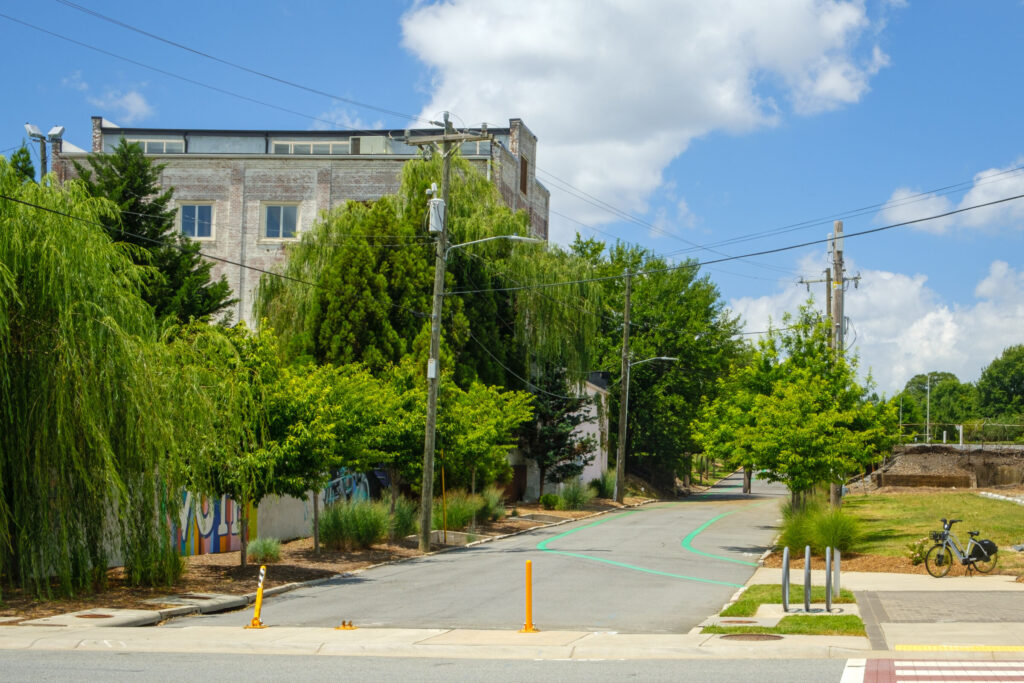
left=8, top=143, right=35, bottom=182
left=73, top=138, right=234, bottom=322
left=520, top=365, right=597, bottom=492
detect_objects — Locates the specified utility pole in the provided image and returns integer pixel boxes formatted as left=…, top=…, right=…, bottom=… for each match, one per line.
left=613, top=269, right=632, bottom=503
left=405, top=112, right=492, bottom=552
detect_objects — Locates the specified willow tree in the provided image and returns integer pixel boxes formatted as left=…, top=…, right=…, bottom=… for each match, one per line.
left=0, top=159, right=189, bottom=597
left=255, top=154, right=603, bottom=385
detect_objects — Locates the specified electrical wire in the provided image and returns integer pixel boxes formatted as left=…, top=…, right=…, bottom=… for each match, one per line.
left=0, top=192, right=430, bottom=319
left=464, top=328, right=591, bottom=402
left=446, top=190, right=1024, bottom=296
left=54, top=0, right=430, bottom=127
left=0, top=12, right=395, bottom=134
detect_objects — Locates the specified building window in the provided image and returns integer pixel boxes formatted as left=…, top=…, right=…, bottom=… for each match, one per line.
left=180, top=203, right=213, bottom=239
left=271, top=140, right=349, bottom=155
left=264, top=204, right=298, bottom=239
left=126, top=138, right=184, bottom=154
left=519, top=155, right=529, bottom=195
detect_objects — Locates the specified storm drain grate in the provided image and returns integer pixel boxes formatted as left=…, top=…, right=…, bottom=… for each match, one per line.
left=719, top=633, right=783, bottom=641
left=75, top=613, right=113, bottom=619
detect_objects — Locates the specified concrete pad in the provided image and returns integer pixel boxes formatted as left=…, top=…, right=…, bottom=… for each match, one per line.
left=20, top=608, right=161, bottom=628
left=750, top=567, right=1024, bottom=592
left=756, top=603, right=861, bottom=618
left=884, top=622, right=1024, bottom=648
left=419, top=628, right=587, bottom=647
left=0, top=617, right=24, bottom=624
left=143, top=593, right=248, bottom=614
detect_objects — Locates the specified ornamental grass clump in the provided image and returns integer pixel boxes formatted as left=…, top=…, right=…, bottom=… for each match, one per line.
left=433, top=490, right=483, bottom=531
left=557, top=478, right=594, bottom=510
left=388, top=497, right=418, bottom=539
left=480, top=486, right=507, bottom=522
left=246, top=537, right=282, bottom=563
left=589, top=469, right=616, bottom=499
left=319, top=500, right=389, bottom=550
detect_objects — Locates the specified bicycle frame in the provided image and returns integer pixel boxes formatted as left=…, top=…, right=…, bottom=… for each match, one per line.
left=935, top=527, right=993, bottom=565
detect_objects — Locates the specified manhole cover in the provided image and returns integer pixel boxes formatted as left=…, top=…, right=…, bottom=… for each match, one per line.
left=721, top=619, right=758, bottom=624
left=720, top=633, right=783, bottom=641
left=75, top=613, right=113, bottom=619
left=178, top=594, right=213, bottom=600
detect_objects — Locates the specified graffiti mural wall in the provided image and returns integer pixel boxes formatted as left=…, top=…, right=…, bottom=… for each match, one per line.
left=323, top=468, right=373, bottom=505
left=174, top=491, right=254, bottom=556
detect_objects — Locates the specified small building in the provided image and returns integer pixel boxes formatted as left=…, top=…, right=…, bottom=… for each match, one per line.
left=57, top=116, right=550, bottom=327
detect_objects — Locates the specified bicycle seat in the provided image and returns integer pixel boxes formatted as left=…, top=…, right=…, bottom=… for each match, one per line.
left=969, top=530, right=979, bottom=537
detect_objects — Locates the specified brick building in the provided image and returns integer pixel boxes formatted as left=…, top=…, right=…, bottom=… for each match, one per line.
left=58, top=116, right=550, bottom=326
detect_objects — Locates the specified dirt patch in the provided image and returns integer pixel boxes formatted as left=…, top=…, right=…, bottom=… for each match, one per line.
left=0, top=497, right=648, bottom=622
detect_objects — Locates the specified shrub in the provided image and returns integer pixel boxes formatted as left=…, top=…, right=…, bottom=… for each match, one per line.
left=557, top=479, right=595, bottom=510
left=246, top=537, right=281, bottom=563
left=778, top=504, right=865, bottom=555
left=480, top=486, right=506, bottom=522
left=588, top=469, right=616, bottom=499
left=810, top=507, right=864, bottom=554
left=540, top=493, right=559, bottom=510
left=319, top=500, right=389, bottom=550
left=433, top=490, right=483, bottom=531
left=906, top=538, right=930, bottom=566
left=389, top=496, right=418, bottom=539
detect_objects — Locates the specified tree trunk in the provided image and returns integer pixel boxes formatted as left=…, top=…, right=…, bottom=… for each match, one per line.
left=312, top=490, right=320, bottom=555
left=471, top=466, right=477, bottom=532
left=743, top=467, right=752, bottom=494
left=388, top=467, right=399, bottom=541
left=830, top=482, right=842, bottom=508
left=790, top=488, right=801, bottom=510
left=239, top=500, right=249, bottom=569
left=683, top=455, right=691, bottom=488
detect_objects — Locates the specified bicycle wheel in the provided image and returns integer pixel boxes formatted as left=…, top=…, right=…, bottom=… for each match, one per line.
left=973, top=552, right=998, bottom=574
left=925, top=544, right=952, bottom=577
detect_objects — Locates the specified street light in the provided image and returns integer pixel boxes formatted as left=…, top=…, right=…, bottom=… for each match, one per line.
left=23, top=123, right=64, bottom=180
left=613, top=355, right=678, bottom=502
left=418, top=215, right=544, bottom=552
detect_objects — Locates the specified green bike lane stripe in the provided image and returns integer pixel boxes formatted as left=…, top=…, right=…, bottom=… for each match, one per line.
left=680, top=511, right=759, bottom=567
left=536, top=510, right=745, bottom=588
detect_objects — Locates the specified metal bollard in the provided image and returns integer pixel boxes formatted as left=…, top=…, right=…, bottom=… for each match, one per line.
left=781, top=546, right=790, bottom=613
left=825, top=547, right=833, bottom=612
left=803, top=546, right=811, bottom=613
left=833, top=549, right=841, bottom=600
left=519, top=560, right=538, bottom=633
left=245, top=565, right=267, bottom=629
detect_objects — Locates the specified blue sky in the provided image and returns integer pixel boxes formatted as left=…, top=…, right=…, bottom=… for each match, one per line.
left=3, top=1, right=1022, bottom=394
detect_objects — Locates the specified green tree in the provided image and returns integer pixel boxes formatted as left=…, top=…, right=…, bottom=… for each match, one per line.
left=8, top=143, right=34, bottom=183
left=519, top=365, right=596, bottom=491
left=977, top=344, right=1024, bottom=419
left=692, top=304, right=898, bottom=507
left=73, top=138, right=234, bottom=323
left=0, top=159, right=195, bottom=596
left=570, top=237, right=744, bottom=491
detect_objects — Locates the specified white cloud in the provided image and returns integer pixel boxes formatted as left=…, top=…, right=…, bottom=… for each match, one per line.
left=730, top=260, right=1024, bottom=393
left=401, top=0, right=891, bottom=243
left=87, top=89, right=154, bottom=124
left=311, top=102, right=383, bottom=132
left=879, top=159, right=1024, bottom=233
left=61, top=71, right=89, bottom=92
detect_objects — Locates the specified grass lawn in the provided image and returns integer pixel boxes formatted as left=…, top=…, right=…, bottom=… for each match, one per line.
left=703, top=614, right=866, bottom=637
left=842, top=491, right=1024, bottom=574
left=721, top=584, right=856, bottom=617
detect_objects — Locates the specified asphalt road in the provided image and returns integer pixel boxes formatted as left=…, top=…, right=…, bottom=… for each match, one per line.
left=168, top=472, right=788, bottom=633
left=0, top=651, right=850, bottom=682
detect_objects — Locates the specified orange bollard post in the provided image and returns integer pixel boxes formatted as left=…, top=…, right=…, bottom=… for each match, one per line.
left=519, top=560, right=539, bottom=633
left=245, top=565, right=267, bottom=629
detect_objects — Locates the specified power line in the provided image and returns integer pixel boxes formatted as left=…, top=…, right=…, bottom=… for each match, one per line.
left=54, top=0, right=429, bottom=127
left=0, top=192, right=429, bottom=319
left=447, top=190, right=1024, bottom=296
left=464, top=328, right=591, bottom=402
left=0, top=12, right=391, bottom=133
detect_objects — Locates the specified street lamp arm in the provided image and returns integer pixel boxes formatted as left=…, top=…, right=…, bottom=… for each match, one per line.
left=445, top=234, right=544, bottom=258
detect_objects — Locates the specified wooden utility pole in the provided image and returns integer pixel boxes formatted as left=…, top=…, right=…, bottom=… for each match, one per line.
left=613, top=269, right=632, bottom=503
left=405, top=112, right=492, bottom=552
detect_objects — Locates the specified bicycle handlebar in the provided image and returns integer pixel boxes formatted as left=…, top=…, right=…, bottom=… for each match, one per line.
left=941, top=518, right=962, bottom=530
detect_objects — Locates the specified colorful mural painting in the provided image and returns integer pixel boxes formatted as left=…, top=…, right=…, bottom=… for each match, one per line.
left=323, top=468, right=373, bottom=505
left=174, top=491, right=254, bottom=556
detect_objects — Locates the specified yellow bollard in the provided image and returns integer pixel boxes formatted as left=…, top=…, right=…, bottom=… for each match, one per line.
left=245, top=565, right=267, bottom=629
left=519, top=560, right=539, bottom=633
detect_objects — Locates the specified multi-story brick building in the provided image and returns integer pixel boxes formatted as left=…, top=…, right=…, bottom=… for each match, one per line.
left=58, top=116, right=550, bottom=326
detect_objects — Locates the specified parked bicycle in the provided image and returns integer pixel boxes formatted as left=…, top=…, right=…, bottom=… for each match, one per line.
left=924, top=517, right=998, bottom=577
